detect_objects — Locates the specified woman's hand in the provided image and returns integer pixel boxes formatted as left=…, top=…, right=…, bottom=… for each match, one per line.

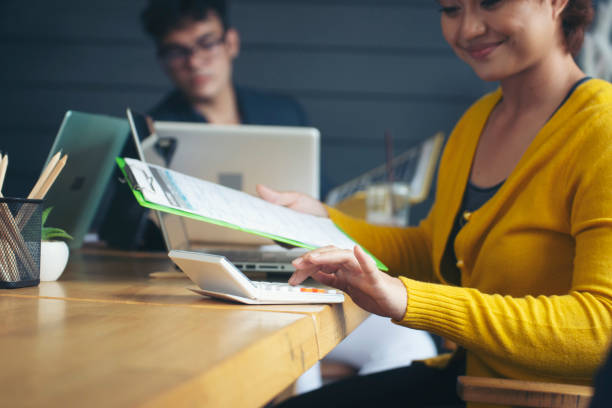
left=291, top=245, right=407, bottom=321
left=256, top=184, right=328, bottom=217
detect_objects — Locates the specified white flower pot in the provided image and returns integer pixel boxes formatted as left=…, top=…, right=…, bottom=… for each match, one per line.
left=40, top=241, right=69, bottom=281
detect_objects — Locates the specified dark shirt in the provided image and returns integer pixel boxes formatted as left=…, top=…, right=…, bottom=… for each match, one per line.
left=590, top=346, right=612, bottom=407
left=150, top=86, right=309, bottom=127
left=98, top=86, right=309, bottom=250
left=441, top=181, right=503, bottom=285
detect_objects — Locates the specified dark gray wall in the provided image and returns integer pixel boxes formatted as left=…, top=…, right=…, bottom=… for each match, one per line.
left=0, top=0, right=496, bottom=222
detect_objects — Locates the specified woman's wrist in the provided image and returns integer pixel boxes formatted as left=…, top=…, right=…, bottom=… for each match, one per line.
left=385, top=276, right=408, bottom=321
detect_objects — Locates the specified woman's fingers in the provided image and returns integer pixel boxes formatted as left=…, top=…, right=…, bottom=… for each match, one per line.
left=256, top=184, right=328, bottom=217
left=289, top=264, right=336, bottom=285
left=353, top=245, right=379, bottom=275
left=288, top=264, right=340, bottom=287
left=292, top=246, right=336, bottom=268
left=288, top=263, right=337, bottom=285
left=291, top=245, right=400, bottom=319
left=312, top=269, right=339, bottom=288
left=256, top=184, right=297, bottom=207
left=288, top=265, right=316, bottom=286
left=290, top=246, right=361, bottom=287
left=290, top=247, right=343, bottom=285
left=299, top=247, right=356, bottom=267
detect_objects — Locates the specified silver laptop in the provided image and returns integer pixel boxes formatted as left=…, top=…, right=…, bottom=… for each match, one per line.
left=126, top=109, right=315, bottom=272
left=44, top=111, right=130, bottom=248
left=153, top=120, right=320, bottom=246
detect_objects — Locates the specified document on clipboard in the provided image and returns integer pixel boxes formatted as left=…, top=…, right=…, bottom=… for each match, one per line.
left=117, top=157, right=388, bottom=271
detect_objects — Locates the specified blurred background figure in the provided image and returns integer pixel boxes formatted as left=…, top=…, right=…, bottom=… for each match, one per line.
left=98, top=0, right=309, bottom=250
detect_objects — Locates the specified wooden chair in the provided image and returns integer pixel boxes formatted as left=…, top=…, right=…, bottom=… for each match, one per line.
left=457, top=376, right=594, bottom=408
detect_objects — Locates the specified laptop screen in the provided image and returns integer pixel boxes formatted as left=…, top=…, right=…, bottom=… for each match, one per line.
left=43, top=111, right=130, bottom=249
left=152, top=121, right=320, bottom=246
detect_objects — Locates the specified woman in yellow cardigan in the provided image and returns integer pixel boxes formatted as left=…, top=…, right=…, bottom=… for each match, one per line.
left=261, top=0, right=612, bottom=407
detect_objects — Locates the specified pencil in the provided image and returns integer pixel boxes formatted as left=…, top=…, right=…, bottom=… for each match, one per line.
left=28, top=151, right=61, bottom=199
left=0, top=154, right=7, bottom=197
left=0, top=154, right=14, bottom=281
left=0, top=239, right=15, bottom=281
left=15, top=154, right=67, bottom=230
left=37, top=154, right=67, bottom=199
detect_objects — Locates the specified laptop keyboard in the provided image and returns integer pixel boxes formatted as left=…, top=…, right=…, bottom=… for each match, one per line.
left=214, top=248, right=306, bottom=262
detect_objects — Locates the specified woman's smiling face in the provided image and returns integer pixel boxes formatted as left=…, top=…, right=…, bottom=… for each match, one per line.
left=438, top=0, right=566, bottom=82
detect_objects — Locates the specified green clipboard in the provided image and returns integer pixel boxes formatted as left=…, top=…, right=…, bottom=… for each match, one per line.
left=116, top=157, right=388, bottom=271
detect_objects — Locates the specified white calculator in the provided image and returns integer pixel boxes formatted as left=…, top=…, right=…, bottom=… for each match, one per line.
left=169, top=250, right=344, bottom=304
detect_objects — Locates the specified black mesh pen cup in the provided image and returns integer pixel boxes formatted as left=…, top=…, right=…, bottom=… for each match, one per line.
left=0, top=197, right=42, bottom=289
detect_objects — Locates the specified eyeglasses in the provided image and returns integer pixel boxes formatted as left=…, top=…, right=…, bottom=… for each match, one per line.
left=158, top=33, right=226, bottom=67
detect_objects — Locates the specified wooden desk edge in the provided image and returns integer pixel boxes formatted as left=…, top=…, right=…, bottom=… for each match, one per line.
left=139, top=315, right=319, bottom=408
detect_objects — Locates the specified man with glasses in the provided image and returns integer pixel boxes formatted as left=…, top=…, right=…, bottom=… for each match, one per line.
left=98, top=0, right=308, bottom=250
left=142, top=0, right=307, bottom=126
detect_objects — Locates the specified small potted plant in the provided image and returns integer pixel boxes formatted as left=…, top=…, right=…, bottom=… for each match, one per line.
left=40, top=207, right=72, bottom=281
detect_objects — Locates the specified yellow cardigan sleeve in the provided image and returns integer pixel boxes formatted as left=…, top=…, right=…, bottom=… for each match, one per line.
left=326, top=206, right=438, bottom=283
left=398, top=275, right=612, bottom=382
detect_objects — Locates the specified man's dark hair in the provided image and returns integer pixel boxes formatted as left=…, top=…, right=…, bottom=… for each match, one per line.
left=141, top=0, right=229, bottom=45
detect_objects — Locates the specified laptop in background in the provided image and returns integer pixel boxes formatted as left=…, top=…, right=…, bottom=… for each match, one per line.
left=152, top=120, right=320, bottom=247
left=126, top=109, right=311, bottom=273
left=43, top=111, right=130, bottom=248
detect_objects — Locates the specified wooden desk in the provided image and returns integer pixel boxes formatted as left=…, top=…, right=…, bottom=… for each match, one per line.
left=1, top=249, right=370, bottom=407
left=10, top=250, right=370, bottom=358
left=0, top=296, right=317, bottom=407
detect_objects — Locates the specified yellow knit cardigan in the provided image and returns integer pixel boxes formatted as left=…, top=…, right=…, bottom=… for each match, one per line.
left=327, top=79, right=612, bottom=395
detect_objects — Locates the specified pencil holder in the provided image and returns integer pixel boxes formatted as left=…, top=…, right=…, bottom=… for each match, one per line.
left=0, top=197, right=42, bottom=289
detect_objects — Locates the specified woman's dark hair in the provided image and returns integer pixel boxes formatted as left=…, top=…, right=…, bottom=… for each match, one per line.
left=141, top=0, right=229, bottom=45
left=561, top=0, right=595, bottom=55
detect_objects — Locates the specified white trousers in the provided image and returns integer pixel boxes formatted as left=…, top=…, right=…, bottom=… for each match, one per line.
left=295, top=314, right=437, bottom=394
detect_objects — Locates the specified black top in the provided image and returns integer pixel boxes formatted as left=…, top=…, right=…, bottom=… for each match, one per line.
left=590, top=346, right=612, bottom=407
left=440, top=181, right=503, bottom=285
left=97, top=86, right=309, bottom=250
